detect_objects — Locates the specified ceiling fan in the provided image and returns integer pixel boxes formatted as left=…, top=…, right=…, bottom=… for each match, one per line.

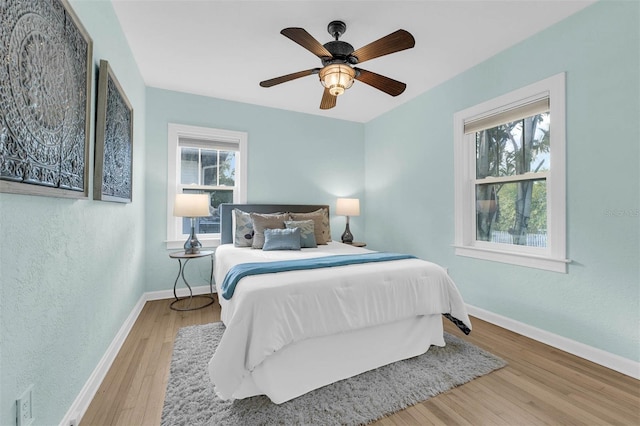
left=259, top=21, right=415, bottom=110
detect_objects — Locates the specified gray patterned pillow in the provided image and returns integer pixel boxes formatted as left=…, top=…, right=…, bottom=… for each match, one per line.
left=233, top=209, right=254, bottom=247
left=289, top=208, right=330, bottom=244
left=285, top=220, right=317, bottom=248
left=250, top=212, right=289, bottom=249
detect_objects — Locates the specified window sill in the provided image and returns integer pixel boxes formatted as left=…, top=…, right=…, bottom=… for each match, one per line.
left=454, top=245, right=570, bottom=273
left=166, top=238, right=221, bottom=251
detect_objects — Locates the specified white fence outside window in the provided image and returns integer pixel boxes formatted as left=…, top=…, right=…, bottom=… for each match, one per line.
left=490, top=231, right=547, bottom=247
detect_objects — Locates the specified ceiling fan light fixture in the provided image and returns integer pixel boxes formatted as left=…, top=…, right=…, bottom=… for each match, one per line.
left=319, top=64, right=355, bottom=96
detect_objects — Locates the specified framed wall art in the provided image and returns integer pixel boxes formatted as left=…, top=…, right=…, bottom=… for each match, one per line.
left=0, top=0, right=93, bottom=198
left=94, top=59, right=133, bottom=203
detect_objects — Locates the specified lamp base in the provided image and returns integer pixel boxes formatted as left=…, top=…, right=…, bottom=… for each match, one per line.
left=184, top=238, right=202, bottom=255
left=184, top=243, right=202, bottom=255
left=184, top=219, right=202, bottom=254
left=341, top=222, right=354, bottom=244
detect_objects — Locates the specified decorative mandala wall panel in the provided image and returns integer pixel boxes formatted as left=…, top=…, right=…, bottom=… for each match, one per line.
left=0, top=0, right=92, bottom=198
left=94, top=60, right=133, bottom=203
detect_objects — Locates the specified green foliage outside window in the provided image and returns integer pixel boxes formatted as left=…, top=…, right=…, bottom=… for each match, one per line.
left=475, top=113, right=550, bottom=246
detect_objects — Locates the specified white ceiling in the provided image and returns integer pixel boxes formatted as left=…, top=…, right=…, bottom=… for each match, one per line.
left=111, top=0, right=594, bottom=123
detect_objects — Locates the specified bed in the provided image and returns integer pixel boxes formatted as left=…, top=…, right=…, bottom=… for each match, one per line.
left=208, top=203, right=471, bottom=404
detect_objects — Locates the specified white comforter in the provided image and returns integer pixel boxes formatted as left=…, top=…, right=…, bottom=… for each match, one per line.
left=209, top=242, right=471, bottom=400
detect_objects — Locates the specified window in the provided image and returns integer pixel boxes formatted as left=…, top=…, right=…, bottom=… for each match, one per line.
left=453, top=73, right=568, bottom=272
left=167, top=124, right=247, bottom=249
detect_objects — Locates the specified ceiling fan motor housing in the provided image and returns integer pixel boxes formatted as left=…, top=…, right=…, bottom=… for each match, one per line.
left=322, top=41, right=356, bottom=65
left=324, top=21, right=359, bottom=65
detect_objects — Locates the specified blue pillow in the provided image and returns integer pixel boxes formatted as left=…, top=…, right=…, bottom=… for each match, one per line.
left=285, top=220, right=317, bottom=248
left=262, top=228, right=301, bottom=251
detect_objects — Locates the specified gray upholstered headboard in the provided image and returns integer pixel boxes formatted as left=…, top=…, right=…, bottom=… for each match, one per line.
left=219, top=203, right=330, bottom=245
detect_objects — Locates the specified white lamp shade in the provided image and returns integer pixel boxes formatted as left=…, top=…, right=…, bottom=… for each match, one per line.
left=173, top=194, right=210, bottom=217
left=336, top=198, right=360, bottom=216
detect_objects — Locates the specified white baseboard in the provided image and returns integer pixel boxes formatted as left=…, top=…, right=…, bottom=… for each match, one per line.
left=59, top=294, right=148, bottom=426
left=466, top=304, right=640, bottom=380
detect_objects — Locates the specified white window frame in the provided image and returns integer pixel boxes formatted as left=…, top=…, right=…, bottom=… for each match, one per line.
left=166, top=123, right=247, bottom=249
left=453, top=73, right=569, bottom=273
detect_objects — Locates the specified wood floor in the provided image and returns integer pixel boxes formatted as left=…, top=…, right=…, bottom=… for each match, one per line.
left=81, top=297, right=640, bottom=425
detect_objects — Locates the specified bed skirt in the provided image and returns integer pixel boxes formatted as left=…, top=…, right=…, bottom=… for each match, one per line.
left=226, top=314, right=444, bottom=404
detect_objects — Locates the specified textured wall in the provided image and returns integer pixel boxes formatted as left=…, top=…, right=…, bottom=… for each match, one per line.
left=364, top=1, right=639, bottom=362
left=0, top=1, right=147, bottom=424
left=144, top=88, right=365, bottom=292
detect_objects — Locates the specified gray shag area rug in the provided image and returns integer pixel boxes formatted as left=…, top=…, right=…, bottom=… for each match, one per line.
left=161, top=322, right=506, bottom=426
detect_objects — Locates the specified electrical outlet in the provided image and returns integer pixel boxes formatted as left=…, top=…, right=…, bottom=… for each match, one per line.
left=16, top=385, right=34, bottom=426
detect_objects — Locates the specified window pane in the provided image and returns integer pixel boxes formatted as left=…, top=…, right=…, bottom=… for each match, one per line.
left=219, top=151, right=236, bottom=186
left=476, top=180, right=547, bottom=247
left=180, top=188, right=233, bottom=235
left=201, top=149, right=218, bottom=186
left=180, top=147, right=199, bottom=185
left=476, top=112, right=550, bottom=179
left=512, top=112, right=550, bottom=173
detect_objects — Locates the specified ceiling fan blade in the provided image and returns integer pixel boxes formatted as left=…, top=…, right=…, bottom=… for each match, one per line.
left=320, top=87, right=337, bottom=110
left=351, top=29, right=415, bottom=64
left=281, top=28, right=333, bottom=59
left=354, top=68, right=407, bottom=96
left=259, top=69, right=319, bottom=87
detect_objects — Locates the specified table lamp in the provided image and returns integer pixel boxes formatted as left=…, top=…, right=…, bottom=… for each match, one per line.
left=173, top=193, right=210, bottom=254
left=336, top=198, right=360, bottom=244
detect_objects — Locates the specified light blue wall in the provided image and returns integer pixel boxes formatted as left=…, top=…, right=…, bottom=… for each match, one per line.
left=144, top=88, right=364, bottom=292
left=364, top=1, right=639, bottom=362
left=0, top=1, right=146, bottom=425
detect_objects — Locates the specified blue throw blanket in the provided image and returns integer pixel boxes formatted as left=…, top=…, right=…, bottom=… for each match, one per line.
left=221, top=252, right=416, bottom=300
